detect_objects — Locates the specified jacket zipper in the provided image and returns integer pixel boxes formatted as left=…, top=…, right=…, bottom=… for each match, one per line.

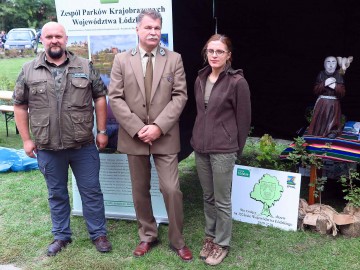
left=58, top=68, right=68, bottom=149
left=199, top=78, right=206, bottom=152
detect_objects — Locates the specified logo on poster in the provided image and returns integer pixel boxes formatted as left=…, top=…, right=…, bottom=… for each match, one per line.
left=237, top=168, right=250, bottom=177
left=286, top=175, right=296, bottom=189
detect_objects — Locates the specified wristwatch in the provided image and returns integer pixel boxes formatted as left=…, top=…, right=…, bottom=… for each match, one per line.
left=97, top=129, right=108, bottom=135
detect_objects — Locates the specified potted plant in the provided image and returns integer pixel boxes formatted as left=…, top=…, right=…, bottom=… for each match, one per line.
left=335, top=168, right=360, bottom=237
left=286, top=137, right=341, bottom=235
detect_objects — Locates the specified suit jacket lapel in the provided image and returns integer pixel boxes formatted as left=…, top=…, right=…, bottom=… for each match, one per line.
left=151, top=47, right=166, bottom=101
left=130, top=47, right=146, bottom=102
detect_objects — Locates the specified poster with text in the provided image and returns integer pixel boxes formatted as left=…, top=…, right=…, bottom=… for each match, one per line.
left=55, top=0, right=173, bottom=223
left=232, top=165, right=301, bottom=231
left=72, top=153, right=168, bottom=223
left=55, top=0, right=173, bottom=149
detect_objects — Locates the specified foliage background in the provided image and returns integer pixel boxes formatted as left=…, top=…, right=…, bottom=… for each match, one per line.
left=0, top=0, right=56, bottom=31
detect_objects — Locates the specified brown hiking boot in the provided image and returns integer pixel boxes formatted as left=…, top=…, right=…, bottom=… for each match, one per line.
left=199, top=237, right=214, bottom=260
left=47, top=239, right=72, bottom=256
left=205, top=243, right=229, bottom=265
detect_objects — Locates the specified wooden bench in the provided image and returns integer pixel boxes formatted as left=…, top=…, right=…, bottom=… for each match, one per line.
left=0, top=91, right=13, bottom=102
left=0, top=105, right=18, bottom=137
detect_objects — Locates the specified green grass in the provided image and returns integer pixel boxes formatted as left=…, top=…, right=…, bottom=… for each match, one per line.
left=0, top=117, right=359, bottom=270
left=0, top=152, right=360, bottom=270
left=0, top=57, right=33, bottom=85
left=0, top=114, right=21, bottom=148
left=1, top=57, right=359, bottom=270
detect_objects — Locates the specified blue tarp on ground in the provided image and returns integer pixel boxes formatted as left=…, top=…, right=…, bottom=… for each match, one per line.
left=0, top=147, right=38, bottom=172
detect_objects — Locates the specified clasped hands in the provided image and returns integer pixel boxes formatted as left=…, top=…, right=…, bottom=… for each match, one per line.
left=137, top=124, right=162, bottom=145
left=325, top=77, right=336, bottom=89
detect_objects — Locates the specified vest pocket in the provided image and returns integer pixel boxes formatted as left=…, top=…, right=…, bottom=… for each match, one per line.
left=30, top=114, right=49, bottom=145
left=29, top=81, right=49, bottom=108
left=71, top=112, right=94, bottom=142
left=70, top=77, right=91, bottom=108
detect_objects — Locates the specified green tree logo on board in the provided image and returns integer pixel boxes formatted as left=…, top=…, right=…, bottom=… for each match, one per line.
left=250, top=174, right=283, bottom=217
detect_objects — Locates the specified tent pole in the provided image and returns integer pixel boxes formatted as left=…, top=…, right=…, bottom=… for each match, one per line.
left=213, top=0, right=217, bottom=34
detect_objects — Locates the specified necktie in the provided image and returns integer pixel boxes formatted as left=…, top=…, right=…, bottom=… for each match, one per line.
left=144, top=53, right=153, bottom=110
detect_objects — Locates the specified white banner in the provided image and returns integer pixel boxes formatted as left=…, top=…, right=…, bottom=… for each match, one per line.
left=55, top=0, right=173, bottom=149
left=72, top=153, right=168, bottom=223
left=55, top=0, right=173, bottom=56
left=232, top=165, right=301, bottom=231
left=55, top=0, right=173, bottom=223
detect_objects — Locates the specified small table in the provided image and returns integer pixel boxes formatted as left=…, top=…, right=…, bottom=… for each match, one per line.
left=281, top=131, right=360, bottom=205
left=0, top=91, right=16, bottom=136
left=0, top=90, right=13, bottom=102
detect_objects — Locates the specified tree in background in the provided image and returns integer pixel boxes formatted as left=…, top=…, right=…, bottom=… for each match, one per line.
left=0, top=0, right=56, bottom=31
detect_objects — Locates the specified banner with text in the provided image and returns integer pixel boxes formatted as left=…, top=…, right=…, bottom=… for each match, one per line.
left=55, top=0, right=173, bottom=150
left=232, top=165, right=301, bottom=231
left=55, top=0, right=172, bottom=223
left=72, top=153, right=168, bottom=223
left=55, top=0, right=173, bottom=50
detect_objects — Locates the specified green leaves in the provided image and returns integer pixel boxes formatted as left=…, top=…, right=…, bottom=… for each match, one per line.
left=339, top=169, right=360, bottom=208
left=0, top=0, right=56, bottom=31
left=256, top=134, right=277, bottom=164
left=286, top=137, right=323, bottom=171
left=309, top=176, right=328, bottom=204
left=239, top=134, right=291, bottom=171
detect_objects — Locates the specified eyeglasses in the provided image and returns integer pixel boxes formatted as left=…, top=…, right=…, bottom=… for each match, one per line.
left=206, top=49, right=228, bottom=56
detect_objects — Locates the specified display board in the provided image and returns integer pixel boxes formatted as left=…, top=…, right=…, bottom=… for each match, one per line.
left=54, top=0, right=173, bottom=223
left=232, top=165, right=301, bottom=231
left=55, top=0, right=174, bottom=151
left=72, top=153, right=168, bottom=223
left=55, top=0, right=173, bottom=55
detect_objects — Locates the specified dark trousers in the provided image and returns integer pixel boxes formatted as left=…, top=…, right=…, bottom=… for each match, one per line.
left=37, top=144, right=107, bottom=241
left=127, top=153, right=185, bottom=249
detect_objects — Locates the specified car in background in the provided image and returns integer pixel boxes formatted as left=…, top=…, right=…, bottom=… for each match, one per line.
left=4, top=28, right=38, bottom=53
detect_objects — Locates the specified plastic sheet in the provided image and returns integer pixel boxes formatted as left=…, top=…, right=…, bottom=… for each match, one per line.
left=0, top=147, right=38, bottom=172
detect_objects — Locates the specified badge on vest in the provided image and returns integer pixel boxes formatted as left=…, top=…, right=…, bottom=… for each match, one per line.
left=71, top=73, right=89, bottom=79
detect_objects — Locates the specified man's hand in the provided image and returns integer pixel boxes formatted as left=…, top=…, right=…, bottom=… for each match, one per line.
left=96, top=134, right=108, bottom=150
left=137, top=124, right=162, bottom=145
left=24, top=139, right=37, bottom=158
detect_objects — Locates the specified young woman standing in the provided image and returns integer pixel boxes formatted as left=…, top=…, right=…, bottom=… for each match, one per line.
left=191, top=34, right=251, bottom=266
